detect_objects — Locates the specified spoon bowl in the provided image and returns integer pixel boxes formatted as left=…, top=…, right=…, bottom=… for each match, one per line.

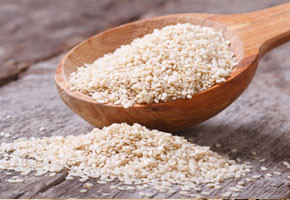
left=55, top=3, right=290, bottom=132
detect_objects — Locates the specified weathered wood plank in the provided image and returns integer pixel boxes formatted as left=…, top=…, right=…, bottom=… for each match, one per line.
left=0, top=0, right=166, bottom=86
left=0, top=0, right=290, bottom=198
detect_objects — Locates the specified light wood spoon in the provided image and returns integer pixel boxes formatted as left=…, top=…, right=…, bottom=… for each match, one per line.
left=55, top=3, right=290, bottom=132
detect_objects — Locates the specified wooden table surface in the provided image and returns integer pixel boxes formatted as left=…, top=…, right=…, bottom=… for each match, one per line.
left=0, top=0, right=289, bottom=198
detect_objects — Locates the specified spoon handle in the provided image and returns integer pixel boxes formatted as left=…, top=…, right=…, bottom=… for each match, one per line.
left=215, top=3, right=290, bottom=58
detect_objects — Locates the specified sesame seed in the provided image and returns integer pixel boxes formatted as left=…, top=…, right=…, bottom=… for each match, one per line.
left=246, top=178, right=252, bottom=182
left=259, top=158, right=266, bottom=163
left=222, top=191, right=231, bottom=198
left=80, top=189, right=87, bottom=193
left=230, top=148, right=238, bottom=153
left=215, top=143, right=221, bottom=148
left=250, top=151, right=257, bottom=156
left=252, top=175, right=261, bottom=179
left=229, top=187, right=241, bottom=192
left=261, top=166, right=267, bottom=171
left=273, top=171, right=281, bottom=175
left=232, top=193, right=239, bottom=197
left=49, top=172, right=56, bottom=177
left=39, top=127, right=46, bottom=131
left=201, top=191, right=210, bottom=195
left=266, top=173, right=272, bottom=177
left=4, top=133, right=11, bottom=138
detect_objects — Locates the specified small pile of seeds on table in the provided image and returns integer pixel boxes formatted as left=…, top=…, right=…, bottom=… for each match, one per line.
left=69, top=23, right=238, bottom=108
left=0, top=123, right=249, bottom=194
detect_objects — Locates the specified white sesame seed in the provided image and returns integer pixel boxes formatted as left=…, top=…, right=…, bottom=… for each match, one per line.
left=232, top=193, right=239, bottom=197
left=230, top=148, right=238, bottom=153
left=261, top=166, right=267, bottom=171
left=229, top=187, right=241, bottom=192
left=215, top=143, right=221, bottom=148
left=39, top=127, right=46, bottom=131
left=65, top=176, right=74, bottom=180
left=246, top=178, right=252, bottom=182
left=266, top=173, right=272, bottom=177
left=222, top=191, right=231, bottom=198
left=4, top=133, right=11, bottom=138
left=49, top=172, right=56, bottom=177
left=110, top=185, right=117, bottom=190
left=252, top=175, right=261, bottom=179
left=238, top=181, right=244, bottom=185
left=97, top=180, right=107, bottom=184
left=259, top=158, right=266, bottom=163
left=273, top=171, right=281, bottom=175
left=80, top=189, right=87, bottom=193
left=144, top=193, right=153, bottom=197
left=250, top=151, right=257, bottom=156
left=83, top=182, right=93, bottom=188
left=201, top=191, right=210, bottom=195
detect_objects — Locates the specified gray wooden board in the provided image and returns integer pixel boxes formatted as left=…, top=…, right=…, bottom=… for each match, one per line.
left=0, top=0, right=289, bottom=198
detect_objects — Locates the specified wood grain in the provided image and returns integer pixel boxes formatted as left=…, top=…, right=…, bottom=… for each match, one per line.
left=55, top=3, right=290, bottom=132
left=0, top=0, right=289, bottom=199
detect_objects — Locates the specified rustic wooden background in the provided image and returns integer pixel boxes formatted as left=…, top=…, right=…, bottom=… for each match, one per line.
left=0, top=0, right=289, bottom=198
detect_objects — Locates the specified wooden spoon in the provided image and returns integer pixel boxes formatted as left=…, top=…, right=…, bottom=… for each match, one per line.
left=55, top=3, right=290, bottom=132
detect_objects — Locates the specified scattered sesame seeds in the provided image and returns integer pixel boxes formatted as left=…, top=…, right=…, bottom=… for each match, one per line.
left=261, top=166, right=267, bottom=171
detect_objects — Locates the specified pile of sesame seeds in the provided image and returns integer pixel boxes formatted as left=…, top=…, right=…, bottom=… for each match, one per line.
left=0, top=123, right=251, bottom=196
left=69, top=23, right=238, bottom=108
